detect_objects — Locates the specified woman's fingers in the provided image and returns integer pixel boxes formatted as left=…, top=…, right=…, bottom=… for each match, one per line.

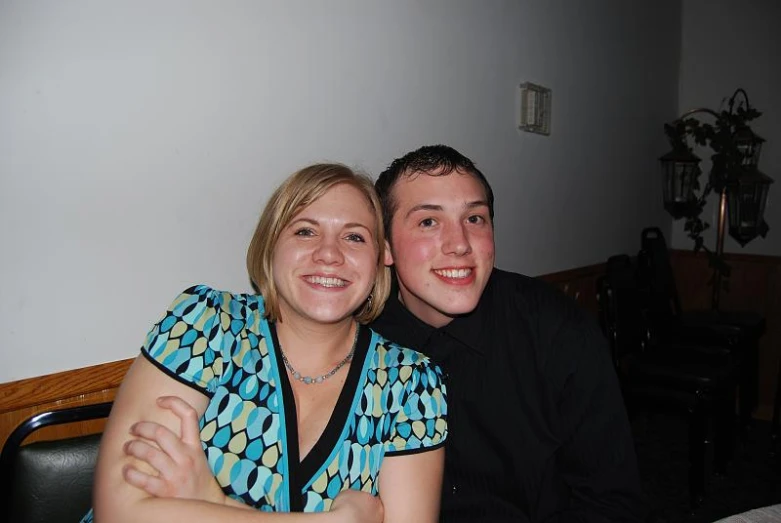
left=123, top=433, right=207, bottom=500
left=120, top=395, right=219, bottom=503
left=156, top=395, right=202, bottom=446
left=130, top=420, right=187, bottom=463
left=124, top=438, right=176, bottom=476
left=123, top=464, right=171, bottom=497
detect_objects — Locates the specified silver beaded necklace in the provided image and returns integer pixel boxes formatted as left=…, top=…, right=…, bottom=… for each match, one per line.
left=280, top=324, right=359, bottom=385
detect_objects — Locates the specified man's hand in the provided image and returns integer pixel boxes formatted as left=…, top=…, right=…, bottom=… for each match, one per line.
left=122, top=395, right=227, bottom=506
left=330, top=489, right=384, bottom=523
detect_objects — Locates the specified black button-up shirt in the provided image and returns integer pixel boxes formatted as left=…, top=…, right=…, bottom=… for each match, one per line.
left=369, top=269, right=646, bottom=522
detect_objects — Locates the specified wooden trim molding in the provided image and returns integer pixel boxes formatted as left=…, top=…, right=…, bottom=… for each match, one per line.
left=671, top=248, right=781, bottom=266
left=0, top=358, right=132, bottom=413
left=537, top=262, right=606, bottom=283
left=0, top=359, right=132, bottom=449
left=538, top=262, right=606, bottom=316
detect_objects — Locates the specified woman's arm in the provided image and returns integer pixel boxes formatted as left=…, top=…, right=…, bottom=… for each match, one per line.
left=123, top=396, right=381, bottom=519
left=374, top=354, right=447, bottom=523
left=93, top=357, right=380, bottom=523
left=377, top=448, right=444, bottom=523
left=93, top=355, right=215, bottom=520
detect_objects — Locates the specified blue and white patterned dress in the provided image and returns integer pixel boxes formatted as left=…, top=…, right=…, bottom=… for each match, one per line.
left=81, top=284, right=447, bottom=519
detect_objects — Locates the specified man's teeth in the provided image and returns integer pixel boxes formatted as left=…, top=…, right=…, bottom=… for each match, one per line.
left=306, top=276, right=347, bottom=287
left=434, top=268, right=472, bottom=279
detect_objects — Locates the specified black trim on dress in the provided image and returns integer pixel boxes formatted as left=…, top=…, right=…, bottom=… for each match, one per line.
left=269, top=322, right=371, bottom=511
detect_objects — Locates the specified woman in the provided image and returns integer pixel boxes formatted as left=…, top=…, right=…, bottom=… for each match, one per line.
left=84, top=164, right=447, bottom=523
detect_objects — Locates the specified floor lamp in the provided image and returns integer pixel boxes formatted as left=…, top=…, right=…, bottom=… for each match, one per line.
left=658, top=88, right=773, bottom=310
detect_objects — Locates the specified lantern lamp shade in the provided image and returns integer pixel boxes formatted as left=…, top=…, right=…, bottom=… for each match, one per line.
left=660, top=148, right=702, bottom=219
left=727, top=169, right=774, bottom=246
left=734, top=126, right=765, bottom=168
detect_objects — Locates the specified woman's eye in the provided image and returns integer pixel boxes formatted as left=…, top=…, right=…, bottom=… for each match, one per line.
left=294, top=228, right=315, bottom=237
left=419, top=218, right=436, bottom=228
left=345, top=233, right=366, bottom=243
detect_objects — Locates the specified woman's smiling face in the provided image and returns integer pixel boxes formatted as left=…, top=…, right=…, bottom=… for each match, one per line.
left=272, top=183, right=379, bottom=326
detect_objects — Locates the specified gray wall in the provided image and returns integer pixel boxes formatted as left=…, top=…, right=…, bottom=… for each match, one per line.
left=674, top=0, right=781, bottom=255
left=0, top=0, right=679, bottom=382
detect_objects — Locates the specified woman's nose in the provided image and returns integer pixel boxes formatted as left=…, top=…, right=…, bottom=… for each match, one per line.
left=313, top=236, right=344, bottom=264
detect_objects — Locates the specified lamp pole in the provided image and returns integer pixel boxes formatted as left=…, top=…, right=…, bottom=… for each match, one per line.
left=713, top=187, right=728, bottom=310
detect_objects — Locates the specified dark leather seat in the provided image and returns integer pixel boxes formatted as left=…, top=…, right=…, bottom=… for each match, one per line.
left=598, top=254, right=739, bottom=507
left=637, top=227, right=765, bottom=428
left=0, top=402, right=112, bottom=523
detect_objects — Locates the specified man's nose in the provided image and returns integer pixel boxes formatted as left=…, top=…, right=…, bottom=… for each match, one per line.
left=442, top=222, right=472, bottom=256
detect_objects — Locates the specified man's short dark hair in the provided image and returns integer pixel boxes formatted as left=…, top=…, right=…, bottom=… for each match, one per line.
left=375, top=145, right=495, bottom=237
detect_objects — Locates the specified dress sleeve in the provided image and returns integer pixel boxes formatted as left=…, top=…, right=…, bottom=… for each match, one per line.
left=141, top=285, right=227, bottom=395
left=384, top=358, right=448, bottom=455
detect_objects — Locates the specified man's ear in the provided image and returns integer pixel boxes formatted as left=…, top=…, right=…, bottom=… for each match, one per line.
left=384, top=239, right=394, bottom=266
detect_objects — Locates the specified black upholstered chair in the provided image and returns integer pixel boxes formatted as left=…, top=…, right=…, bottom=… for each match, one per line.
left=598, top=255, right=738, bottom=507
left=636, top=226, right=765, bottom=429
left=0, top=402, right=112, bottom=523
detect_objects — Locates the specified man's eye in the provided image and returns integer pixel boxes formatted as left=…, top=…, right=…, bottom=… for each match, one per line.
left=467, top=215, right=485, bottom=225
left=346, top=233, right=366, bottom=243
left=419, top=218, right=436, bottom=228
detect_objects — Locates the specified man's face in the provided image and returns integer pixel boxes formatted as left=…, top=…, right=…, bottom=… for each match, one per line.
left=387, top=169, right=495, bottom=327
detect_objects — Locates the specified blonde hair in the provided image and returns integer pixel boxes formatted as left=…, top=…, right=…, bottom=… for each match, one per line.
left=247, top=164, right=390, bottom=324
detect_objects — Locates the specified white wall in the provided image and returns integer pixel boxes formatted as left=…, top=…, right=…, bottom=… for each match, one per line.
left=0, top=0, right=679, bottom=382
left=674, top=0, right=781, bottom=256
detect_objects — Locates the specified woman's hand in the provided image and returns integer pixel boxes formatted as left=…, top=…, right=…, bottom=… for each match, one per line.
left=122, top=395, right=226, bottom=506
left=330, top=489, right=384, bottom=523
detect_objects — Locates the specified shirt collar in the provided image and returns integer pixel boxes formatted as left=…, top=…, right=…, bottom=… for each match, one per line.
left=381, top=270, right=493, bottom=357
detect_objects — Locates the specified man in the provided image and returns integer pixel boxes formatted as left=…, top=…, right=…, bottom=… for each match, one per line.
left=369, top=145, right=646, bottom=522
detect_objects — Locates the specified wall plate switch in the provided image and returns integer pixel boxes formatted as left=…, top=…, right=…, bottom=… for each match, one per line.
left=519, top=82, right=551, bottom=135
